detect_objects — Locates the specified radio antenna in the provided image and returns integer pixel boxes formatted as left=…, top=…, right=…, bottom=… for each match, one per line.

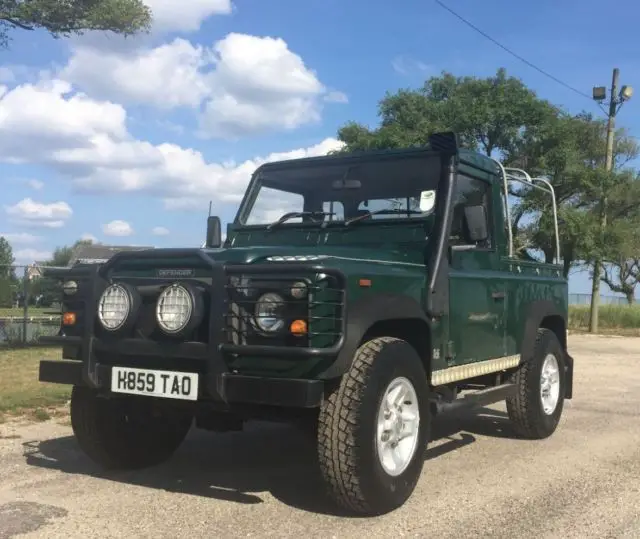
left=208, top=200, right=212, bottom=217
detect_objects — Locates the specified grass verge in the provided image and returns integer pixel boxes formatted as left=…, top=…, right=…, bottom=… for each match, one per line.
left=568, top=304, right=640, bottom=335
left=0, top=347, right=69, bottom=423
left=0, top=307, right=60, bottom=318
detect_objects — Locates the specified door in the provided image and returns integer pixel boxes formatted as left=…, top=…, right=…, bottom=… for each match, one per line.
left=448, top=174, right=506, bottom=365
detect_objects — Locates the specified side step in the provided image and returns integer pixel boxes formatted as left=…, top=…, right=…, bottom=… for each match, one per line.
left=432, top=383, right=516, bottom=415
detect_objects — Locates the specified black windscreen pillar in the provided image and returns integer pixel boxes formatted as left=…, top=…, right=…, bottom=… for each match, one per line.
left=425, top=132, right=458, bottom=318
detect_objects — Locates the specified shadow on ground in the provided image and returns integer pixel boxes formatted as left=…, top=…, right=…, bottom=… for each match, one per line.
left=22, top=406, right=520, bottom=517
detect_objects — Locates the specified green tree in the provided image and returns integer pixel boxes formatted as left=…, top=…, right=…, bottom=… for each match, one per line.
left=0, top=0, right=152, bottom=48
left=597, top=173, right=640, bottom=304
left=338, top=68, right=558, bottom=157
left=0, top=236, right=16, bottom=307
left=506, top=112, right=639, bottom=277
left=41, top=238, right=94, bottom=268
left=27, top=238, right=95, bottom=307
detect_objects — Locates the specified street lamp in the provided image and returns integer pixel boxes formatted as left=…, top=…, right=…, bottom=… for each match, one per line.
left=588, top=68, right=633, bottom=334
left=620, top=85, right=633, bottom=101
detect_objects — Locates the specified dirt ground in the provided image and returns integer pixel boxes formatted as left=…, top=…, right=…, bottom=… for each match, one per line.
left=1, top=334, right=639, bottom=538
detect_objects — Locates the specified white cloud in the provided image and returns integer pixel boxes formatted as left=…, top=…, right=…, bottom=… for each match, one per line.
left=0, top=76, right=345, bottom=212
left=144, top=0, right=232, bottom=33
left=4, top=198, right=73, bottom=228
left=77, top=136, right=345, bottom=211
left=61, top=39, right=211, bottom=108
left=13, top=248, right=53, bottom=265
left=0, top=79, right=126, bottom=165
left=26, top=179, right=44, bottom=190
left=324, top=91, right=349, bottom=104
left=0, top=232, right=42, bottom=244
left=103, top=220, right=134, bottom=237
left=60, top=33, right=345, bottom=138
left=81, top=233, right=98, bottom=242
left=201, top=32, right=327, bottom=137
left=392, top=55, right=433, bottom=76
left=152, top=226, right=170, bottom=236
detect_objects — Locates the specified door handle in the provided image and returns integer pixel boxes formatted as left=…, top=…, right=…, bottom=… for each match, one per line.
left=492, top=291, right=506, bottom=300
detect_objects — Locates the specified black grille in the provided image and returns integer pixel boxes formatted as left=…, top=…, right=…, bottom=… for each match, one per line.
left=224, top=270, right=345, bottom=351
left=67, top=260, right=346, bottom=355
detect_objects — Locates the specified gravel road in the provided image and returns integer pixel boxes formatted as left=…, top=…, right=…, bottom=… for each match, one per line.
left=1, top=334, right=639, bottom=538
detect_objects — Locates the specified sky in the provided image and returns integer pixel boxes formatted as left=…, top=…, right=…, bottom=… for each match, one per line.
left=1, top=0, right=639, bottom=297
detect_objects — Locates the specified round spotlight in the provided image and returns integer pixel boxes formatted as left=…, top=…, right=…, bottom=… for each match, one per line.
left=156, top=283, right=194, bottom=334
left=97, top=284, right=131, bottom=331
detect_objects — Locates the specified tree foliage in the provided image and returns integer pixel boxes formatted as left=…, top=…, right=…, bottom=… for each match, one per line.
left=27, top=238, right=96, bottom=306
left=338, top=68, right=558, bottom=157
left=43, top=238, right=93, bottom=268
left=0, top=236, right=16, bottom=307
left=0, top=0, right=152, bottom=48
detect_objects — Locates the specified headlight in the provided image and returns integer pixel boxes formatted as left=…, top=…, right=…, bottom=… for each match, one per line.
left=253, top=292, right=285, bottom=333
left=98, top=284, right=131, bottom=331
left=62, top=280, right=78, bottom=295
left=290, top=281, right=308, bottom=299
left=156, top=283, right=193, bottom=334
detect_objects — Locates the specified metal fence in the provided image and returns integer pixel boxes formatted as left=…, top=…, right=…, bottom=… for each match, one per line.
left=0, top=264, right=63, bottom=348
left=568, top=293, right=631, bottom=306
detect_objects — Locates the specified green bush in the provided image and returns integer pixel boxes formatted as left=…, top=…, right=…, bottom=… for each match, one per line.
left=569, top=304, right=640, bottom=330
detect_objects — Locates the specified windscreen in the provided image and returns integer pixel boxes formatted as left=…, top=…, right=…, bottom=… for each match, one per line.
left=238, top=153, right=441, bottom=226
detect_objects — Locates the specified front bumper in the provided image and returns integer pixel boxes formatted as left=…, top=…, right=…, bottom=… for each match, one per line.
left=39, top=356, right=325, bottom=408
left=38, top=253, right=346, bottom=409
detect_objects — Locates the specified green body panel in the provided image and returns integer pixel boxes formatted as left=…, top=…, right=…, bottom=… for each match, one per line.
left=448, top=249, right=506, bottom=365
left=107, top=145, right=567, bottom=383
left=500, top=258, right=566, bottom=356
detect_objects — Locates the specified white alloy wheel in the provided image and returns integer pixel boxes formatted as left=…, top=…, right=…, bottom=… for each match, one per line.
left=540, top=353, right=561, bottom=415
left=376, top=376, right=421, bottom=476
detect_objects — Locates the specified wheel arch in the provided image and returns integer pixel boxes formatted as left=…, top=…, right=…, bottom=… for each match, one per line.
left=520, top=300, right=573, bottom=399
left=317, top=293, right=431, bottom=380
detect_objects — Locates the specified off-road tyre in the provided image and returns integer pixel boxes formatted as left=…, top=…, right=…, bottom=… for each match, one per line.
left=317, top=337, right=430, bottom=515
left=70, top=385, right=194, bottom=470
left=506, top=328, right=566, bottom=439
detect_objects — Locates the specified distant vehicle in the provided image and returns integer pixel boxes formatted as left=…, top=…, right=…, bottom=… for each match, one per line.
left=39, top=132, right=573, bottom=516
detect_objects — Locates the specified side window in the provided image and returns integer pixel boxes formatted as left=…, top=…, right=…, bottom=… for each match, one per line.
left=449, top=175, right=493, bottom=248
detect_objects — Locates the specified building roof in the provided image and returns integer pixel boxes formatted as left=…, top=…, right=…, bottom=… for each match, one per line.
left=68, top=244, right=154, bottom=266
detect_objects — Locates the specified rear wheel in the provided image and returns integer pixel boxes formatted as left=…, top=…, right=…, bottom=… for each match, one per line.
left=506, top=328, right=566, bottom=439
left=70, top=386, right=193, bottom=470
left=317, top=337, right=430, bottom=515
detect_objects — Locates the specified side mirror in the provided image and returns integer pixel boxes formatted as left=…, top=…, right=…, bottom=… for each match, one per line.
left=464, top=205, right=488, bottom=242
left=205, top=216, right=222, bottom=248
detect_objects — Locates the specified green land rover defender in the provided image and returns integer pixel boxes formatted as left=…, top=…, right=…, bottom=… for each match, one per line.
left=39, top=131, right=574, bottom=516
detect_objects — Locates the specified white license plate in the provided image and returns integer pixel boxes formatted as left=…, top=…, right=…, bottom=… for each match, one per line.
left=111, top=366, right=199, bottom=401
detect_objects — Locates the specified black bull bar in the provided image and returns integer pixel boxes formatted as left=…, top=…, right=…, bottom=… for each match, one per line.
left=38, top=249, right=347, bottom=408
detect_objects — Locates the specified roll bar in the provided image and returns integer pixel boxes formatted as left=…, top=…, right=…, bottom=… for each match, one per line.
left=491, top=160, right=561, bottom=265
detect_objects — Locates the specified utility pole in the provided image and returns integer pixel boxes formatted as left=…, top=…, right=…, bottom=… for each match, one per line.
left=588, top=68, right=633, bottom=332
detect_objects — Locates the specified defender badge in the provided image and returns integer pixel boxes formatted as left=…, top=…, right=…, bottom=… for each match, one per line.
left=157, top=268, right=195, bottom=278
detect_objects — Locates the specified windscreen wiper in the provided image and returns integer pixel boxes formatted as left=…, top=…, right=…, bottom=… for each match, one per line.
left=344, top=208, right=423, bottom=226
left=267, top=211, right=334, bottom=230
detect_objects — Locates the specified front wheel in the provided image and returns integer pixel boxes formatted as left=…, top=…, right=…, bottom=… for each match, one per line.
left=506, top=328, right=567, bottom=439
left=70, top=386, right=194, bottom=470
left=317, top=337, right=430, bottom=515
